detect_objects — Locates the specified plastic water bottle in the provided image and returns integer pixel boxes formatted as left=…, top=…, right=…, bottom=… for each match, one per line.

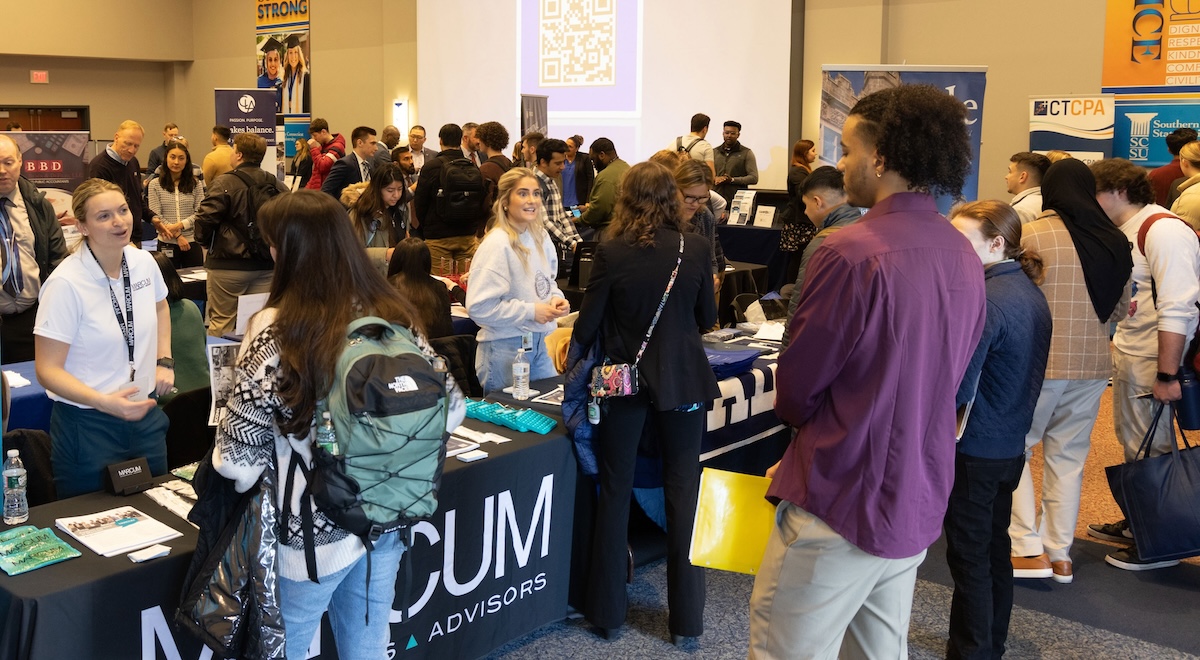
left=512, top=349, right=531, bottom=400
left=316, top=412, right=339, bottom=456
left=3, top=450, right=28, bottom=525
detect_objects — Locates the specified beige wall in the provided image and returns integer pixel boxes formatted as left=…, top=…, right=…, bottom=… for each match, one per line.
left=803, top=0, right=1105, bottom=201
left=0, top=2, right=193, bottom=62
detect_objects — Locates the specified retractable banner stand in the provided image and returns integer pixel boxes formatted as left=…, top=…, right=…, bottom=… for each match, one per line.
left=521, top=95, right=549, bottom=137
left=819, top=65, right=987, bottom=213
left=1102, top=0, right=1200, bottom=166
left=1029, top=95, right=1115, bottom=164
left=215, top=88, right=280, bottom=180
left=1, top=131, right=89, bottom=247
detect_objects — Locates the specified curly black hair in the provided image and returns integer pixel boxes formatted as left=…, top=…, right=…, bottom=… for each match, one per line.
left=475, top=121, right=510, bottom=152
left=848, top=84, right=972, bottom=198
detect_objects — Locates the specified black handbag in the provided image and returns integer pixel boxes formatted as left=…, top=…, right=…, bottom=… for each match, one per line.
left=1105, top=402, right=1200, bottom=562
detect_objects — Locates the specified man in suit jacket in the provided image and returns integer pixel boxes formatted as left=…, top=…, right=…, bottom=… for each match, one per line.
left=321, top=126, right=378, bottom=199
left=372, top=125, right=401, bottom=171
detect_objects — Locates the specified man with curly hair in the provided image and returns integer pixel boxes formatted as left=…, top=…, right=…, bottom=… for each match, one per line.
left=749, top=84, right=987, bottom=659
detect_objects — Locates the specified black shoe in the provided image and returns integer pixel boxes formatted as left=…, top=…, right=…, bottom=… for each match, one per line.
left=1087, top=519, right=1133, bottom=543
left=1105, top=545, right=1180, bottom=571
left=595, top=625, right=620, bottom=641
left=671, top=634, right=700, bottom=651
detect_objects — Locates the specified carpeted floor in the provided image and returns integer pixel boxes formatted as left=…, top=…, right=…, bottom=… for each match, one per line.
left=488, top=388, right=1200, bottom=659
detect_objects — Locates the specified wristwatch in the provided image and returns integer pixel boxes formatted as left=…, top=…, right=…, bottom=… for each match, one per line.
left=156, top=357, right=176, bottom=370
left=1156, top=371, right=1179, bottom=383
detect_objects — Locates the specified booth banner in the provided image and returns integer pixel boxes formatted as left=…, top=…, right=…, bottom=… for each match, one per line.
left=820, top=66, right=986, bottom=212
left=1029, top=95, right=1114, bottom=164
left=257, top=1, right=311, bottom=116
left=1102, top=0, right=1200, bottom=94
left=0, top=131, right=87, bottom=217
left=1112, top=95, right=1200, bottom=166
left=215, top=88, right=280, bottom=179
left=521, top=95, right=549, bottom=138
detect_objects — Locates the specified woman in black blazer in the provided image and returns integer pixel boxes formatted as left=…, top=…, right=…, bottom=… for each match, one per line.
left=572, top=161, right=720, bottom=646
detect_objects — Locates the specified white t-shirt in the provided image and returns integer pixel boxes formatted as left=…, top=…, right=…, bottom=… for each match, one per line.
left=34, top=245, right=168, bottom=407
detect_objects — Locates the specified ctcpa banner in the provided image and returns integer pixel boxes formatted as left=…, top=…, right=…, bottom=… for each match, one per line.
left=819, top=66, right=986, bottom=213
left=215, top=88, right=280, bottom=180
left=1029, top=95, right=1114, bottom=164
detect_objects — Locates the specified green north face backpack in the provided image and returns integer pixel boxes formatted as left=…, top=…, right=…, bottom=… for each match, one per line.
left=284, top=317, right=449, bottom=581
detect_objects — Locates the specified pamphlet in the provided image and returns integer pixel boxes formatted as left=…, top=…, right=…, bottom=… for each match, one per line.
left=530, top=385, right=565, bottom=406
left=208, top=343, right=241, bottom=426
left=55, top=507, right=183, bottom=558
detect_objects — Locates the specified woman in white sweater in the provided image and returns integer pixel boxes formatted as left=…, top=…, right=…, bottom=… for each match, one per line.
left=466, top=168, right=570, bottom=393
left=147, top=140, right=206, bottom=268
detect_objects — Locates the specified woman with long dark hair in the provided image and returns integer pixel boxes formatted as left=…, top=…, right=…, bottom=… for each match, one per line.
left=211, top=190, right=464, bottom=658
left=387, top=237, right=454, bottom=340
left=349, top=162, right=410, bottom=273
left=148, top=139, right=206, bottom=268
left=571, top=161, right=719, bottom=646
left=780, top=139, right=819, bottom=284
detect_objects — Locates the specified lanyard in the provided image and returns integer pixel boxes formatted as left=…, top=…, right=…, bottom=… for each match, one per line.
left=87, top=243, right=135, bottom=380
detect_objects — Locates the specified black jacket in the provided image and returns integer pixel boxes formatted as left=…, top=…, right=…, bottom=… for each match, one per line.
left=414, top=148, right=476, bottom=240
left=570, top=153, right=595, bottom=206
left=571, top=227, right=720, bottom=410
left=15, top=177, right=67, bottom=284
left=193, top=164, right=285, bottom=270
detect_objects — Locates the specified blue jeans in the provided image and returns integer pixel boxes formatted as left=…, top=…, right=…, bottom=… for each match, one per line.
left=476, top=333, right=557, bottom=394
left=280, top=531, right=405, bottom=660
left=49, top=401, right=168, bottom=499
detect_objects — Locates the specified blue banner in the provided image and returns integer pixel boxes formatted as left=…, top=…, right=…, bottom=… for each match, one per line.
left=819, top=66, right=987, bottom=213
left=214, top=88, right=280, bottom=179
left=1113, top=97, right=1200, bottom=167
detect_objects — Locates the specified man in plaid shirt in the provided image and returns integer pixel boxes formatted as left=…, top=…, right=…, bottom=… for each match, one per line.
left=533, top=138, right=582, bottom=275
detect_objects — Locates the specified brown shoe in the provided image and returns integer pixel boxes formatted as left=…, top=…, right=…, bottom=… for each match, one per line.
left=1012, top=553, right=1053, bottom=579
left=1051, top=560, right=1073, bottom=584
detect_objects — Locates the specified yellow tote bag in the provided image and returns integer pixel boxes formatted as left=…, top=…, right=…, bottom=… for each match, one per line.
left=689, top=468, right=777, bottom=575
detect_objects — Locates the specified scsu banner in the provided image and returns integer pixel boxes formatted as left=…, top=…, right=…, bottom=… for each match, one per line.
left=819, top=65, right=986, bottom=212
left=215, top=88, right=280, bottom=180
left=1112, top=95, right=1200, bottom=167
left=1029, top=95, right=1115, bottom=164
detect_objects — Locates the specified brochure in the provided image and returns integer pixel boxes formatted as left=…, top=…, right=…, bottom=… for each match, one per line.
left=55, top=507, right=183, bottom=558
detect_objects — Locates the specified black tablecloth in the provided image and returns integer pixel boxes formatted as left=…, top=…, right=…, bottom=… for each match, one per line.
left=0, top=428, right=577, bottom=659
left=717, top=224, right=788, bottom=291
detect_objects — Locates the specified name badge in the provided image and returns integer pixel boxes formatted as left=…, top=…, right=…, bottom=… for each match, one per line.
left=521, top=332, right=533, bottom=351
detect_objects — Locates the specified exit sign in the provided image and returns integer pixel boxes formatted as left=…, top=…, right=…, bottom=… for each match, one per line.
left=30, top=70, right=49, bottom=84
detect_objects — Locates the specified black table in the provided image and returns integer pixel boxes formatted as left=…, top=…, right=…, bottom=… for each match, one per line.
left=0, top=426, right=577, bottom=659
left=717, top=224, right=788, bottom=291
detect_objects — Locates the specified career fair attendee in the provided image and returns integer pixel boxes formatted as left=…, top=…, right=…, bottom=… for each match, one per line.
left=151, top=252, right=208, bottom=405
left=387, top=237, right=455, bottom=340
left=674, top=159, right=726, bottom=291
left=945, top=200, right=1051, bottom=659
left=320, top=125, right=378, bottom=199
left=1171, top=140, right=1200, bottom=228
left=348, top=162, right=411, bottom=274
left=465, top=168, right=569, bottom=393
left=569, top=161, right=719, bottom=648
left=193, top=132, right=287, bottom=337
left=33, top=179, right=174, bottom=499
left=144, top=122, right=180, bottom=184
left=148, top=139, right=206, bottom=269
left=211, top=190, right=464, bottom=659
left=577, top=138, right=630, bottom=240
left=202, top=125, right=235, bottom=184
left=0, top=134, right=67, bottom=364
left=87, top=119, right=156, bottom=247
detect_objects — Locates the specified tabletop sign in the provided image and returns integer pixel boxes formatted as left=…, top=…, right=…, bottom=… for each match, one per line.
left=106, top=458, right=155, bottom=496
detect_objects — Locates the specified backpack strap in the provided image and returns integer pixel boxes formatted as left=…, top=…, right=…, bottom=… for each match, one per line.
left=683, top=138, right=702, bottom=155
left=1135, top=212, right=1190, bottom=256
left=283, top=451, right=322, bottom=584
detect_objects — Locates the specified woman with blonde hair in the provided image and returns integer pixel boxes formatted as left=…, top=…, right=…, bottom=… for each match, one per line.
left=466, top=168, right=570, bottom=392
left=281, top=34, right=309, bottom=114
left=1171, top=141, right=1200, bottom=228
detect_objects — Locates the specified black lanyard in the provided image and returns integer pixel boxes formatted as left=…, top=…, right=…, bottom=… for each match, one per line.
left=87, top=243, right=135, bottom=380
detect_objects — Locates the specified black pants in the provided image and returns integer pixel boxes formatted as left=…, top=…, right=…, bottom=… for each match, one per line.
left=1, top=304, right=37, bottom=364
left=944, top=451, right=1025, bottom=660
left=585, top=394, right=705, bottom=636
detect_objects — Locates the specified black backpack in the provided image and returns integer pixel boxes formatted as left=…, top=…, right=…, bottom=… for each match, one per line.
left=435, top=156, right=486, bottom=224
left=230, top=168, right=284, bottom=260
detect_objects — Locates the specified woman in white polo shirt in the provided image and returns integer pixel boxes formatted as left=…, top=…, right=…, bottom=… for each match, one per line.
left=33, top=178, right=175, bottom=498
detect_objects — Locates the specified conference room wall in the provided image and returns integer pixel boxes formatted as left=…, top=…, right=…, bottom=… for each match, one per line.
left=0, top=2, right=193, bottom=62
left=802, top=0, right=1106, bottom=202
left=416, top=0, right=792, bottom=190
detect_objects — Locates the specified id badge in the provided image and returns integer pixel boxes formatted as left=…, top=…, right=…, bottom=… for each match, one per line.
left=120, top=376, right=155, bottom=402
left=521, top=332, right=533, bottom=351
left=161, top=245, right=175, bottom=258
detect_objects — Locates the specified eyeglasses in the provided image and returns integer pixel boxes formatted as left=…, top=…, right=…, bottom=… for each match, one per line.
left=682, top=194, right=707, bottom=205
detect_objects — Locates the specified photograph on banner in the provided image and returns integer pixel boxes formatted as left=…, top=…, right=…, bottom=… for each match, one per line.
left=819, top=66, right=986, bottom=209
left=1112, top=95, right=1200, bottom=167
left=1029, top=95, right=1114, bottom=164
left=255, top=31, right=310, bottom=115
left=215, top=89, right=280, bottom=180
left=1102, top=0, right=1200, bottom=95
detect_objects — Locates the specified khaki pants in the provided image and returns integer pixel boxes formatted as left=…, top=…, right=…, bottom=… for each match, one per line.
left=748, top=502, right=924, bottom=660
left=1112, top=347, right=1176, bottom=461
left=425, top=235, right=478, bottom=275
left=206, top=268, right=273, bottom=337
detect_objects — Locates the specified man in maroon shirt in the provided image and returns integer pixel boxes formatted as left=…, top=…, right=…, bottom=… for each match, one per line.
left=1149, top=127, right=1197, bottom=206
left=748, top=85, right=987, bottom=659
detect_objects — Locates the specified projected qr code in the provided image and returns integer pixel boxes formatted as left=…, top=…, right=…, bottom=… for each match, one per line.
left=540, top=0, right=616, bottom=87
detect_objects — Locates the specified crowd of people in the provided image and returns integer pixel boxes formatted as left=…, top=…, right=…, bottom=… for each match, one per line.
left=2, top=90, right=1199, bottom=657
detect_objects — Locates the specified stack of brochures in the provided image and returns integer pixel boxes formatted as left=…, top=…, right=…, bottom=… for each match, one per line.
left=55, top=507, right=183, bottom=557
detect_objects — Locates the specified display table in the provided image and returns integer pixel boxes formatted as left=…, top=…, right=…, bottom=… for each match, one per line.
left=717, top=224, right=788, bottom=291
left=4, top=361, right=45, bottom=434
left=0, top=423, right=577, bottom=659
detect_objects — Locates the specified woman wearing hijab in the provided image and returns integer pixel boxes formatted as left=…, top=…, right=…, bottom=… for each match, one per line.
left=1008, top=158, right=1132, bottom=586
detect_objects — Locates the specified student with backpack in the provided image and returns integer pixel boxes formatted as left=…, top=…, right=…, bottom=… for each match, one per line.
left=193, top=132, right=287, bottom=336
left=413, top=123, right=488, bottom=274
left=210, top=190, right=464, bottom=658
